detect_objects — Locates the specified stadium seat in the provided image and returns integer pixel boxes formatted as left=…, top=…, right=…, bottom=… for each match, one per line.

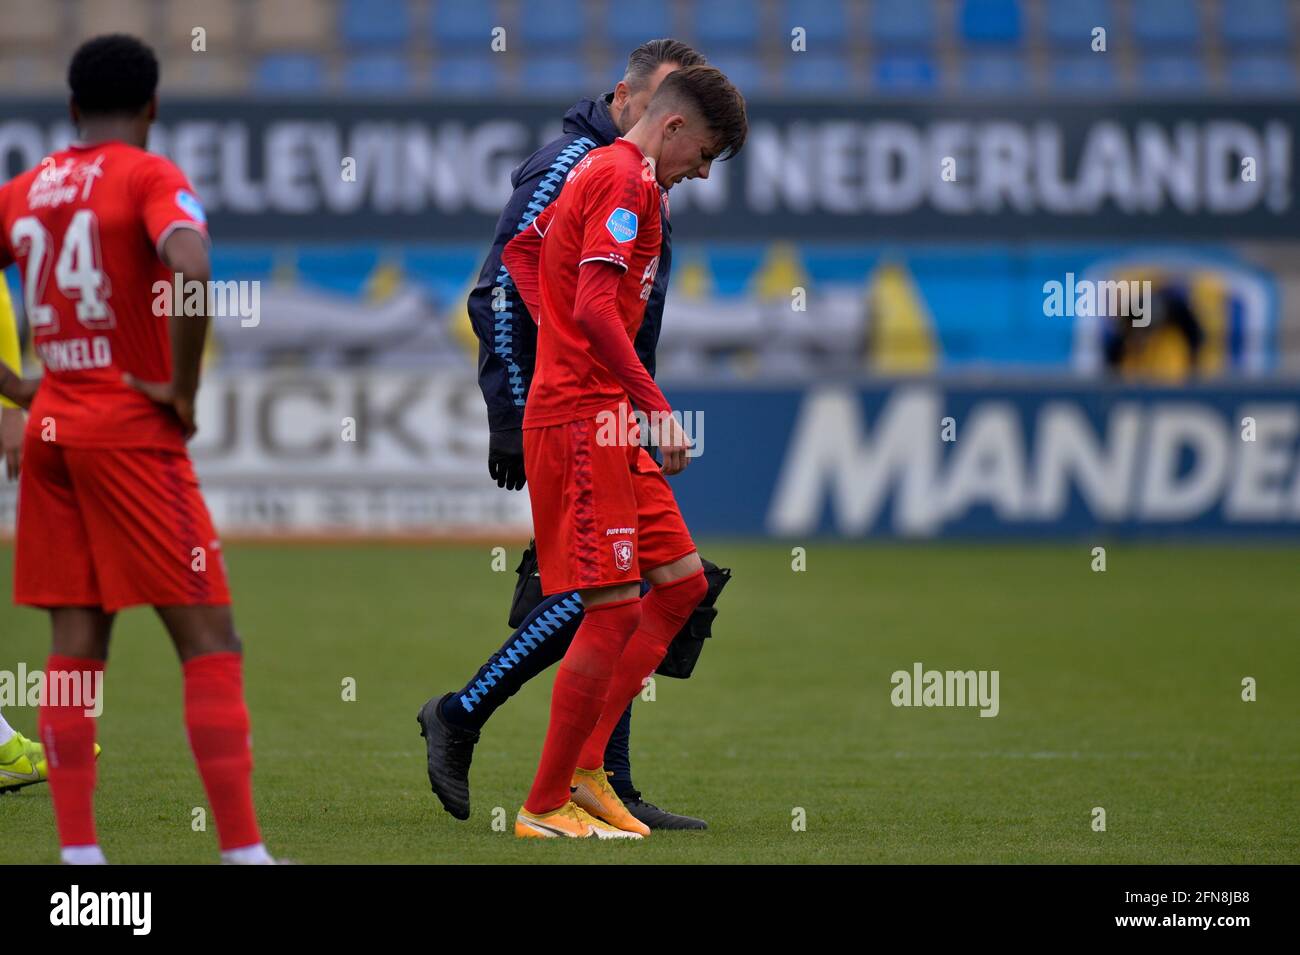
left=519, top=0, right=586, bottom=47
left=340, top=0, right=411, bottom=49
left=781, top=0, right=849, bottom=48
left=1226, top=55, right=1296, bottom=92
left=0, top=53, right=64, bottom=93
left=1138, top=54, right=1206, bottom=90
left=1042, top=0, right=1111, bottom=48
left=706, top=52, right=766, bottom=96
left=167, top=53, right=245, bottom=93
left=210, top=248, right=276, bottom=283
left=297, top=249, right=380, bottom=296
left=403, top=247, right=483, bottom=302
left=252, top=0, right=332, bottom=50
left=587, top=50, right=622, bottom=91
left=959, top=0, right=1022, bottom=45
left=0, top=0, right=60, bottom=47
left=73, top=0, right=155, bottom=44
left=961, top=52, right=1028, bottom=90
left=692, top=0, right=760, bottom=48
left=343, top=54, right=412, bottom=93
left=164, top=0, right=238, bottom=50
left=1048, top=55, right=1118, bottom=91
left=604, top=4, right=672, bottom=47
left=870, top=0, right=935, bottom=47
left=254, top=53, right=327, bottom=93
left=432, top=53, right=503, bottom=94
left=783, top=52, right=853, bottom=93
left=520, top=54, right=587, bottom=94
left=431, top=0, right=500, bottom=46
left=1220, top=0, right=1292, bottom=48
left=872, top=54, right=938, bottom=92
left=1132, top=0, right=1202, bottom=47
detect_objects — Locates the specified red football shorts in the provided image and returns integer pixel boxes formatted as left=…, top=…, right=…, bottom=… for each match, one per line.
left=14, top=436, right=231, bottom=612
left=524, top=413, right=695, bottom=595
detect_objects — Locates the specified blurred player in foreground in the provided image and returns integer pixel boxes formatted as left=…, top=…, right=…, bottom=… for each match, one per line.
left=0, top=276, right=56, bottom=794
left=500, top=66, right=747, bottom=838
left=0, top=34, right=273, bottom=864
left=419, top=39, right=730, bottom=831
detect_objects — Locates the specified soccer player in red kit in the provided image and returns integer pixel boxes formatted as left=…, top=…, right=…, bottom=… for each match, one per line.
left=500, top=66, right=747, bottom=838
left=0, top=34, right=274, bottom=864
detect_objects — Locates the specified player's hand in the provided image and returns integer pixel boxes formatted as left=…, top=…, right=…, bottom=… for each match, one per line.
left=0, top=406, right=24, bottom=480
left=0, top=371, right=37, bottom=410
left=488, top=427, right=527, bottom=490
left=122, top=374, right=198, bottom=440
left=655, top=412, right=691, bottom=476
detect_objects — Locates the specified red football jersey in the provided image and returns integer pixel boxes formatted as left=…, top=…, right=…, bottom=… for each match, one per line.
left=0, top=141, right=208, bottom=450
left=522, top=137, right=662, bottom=429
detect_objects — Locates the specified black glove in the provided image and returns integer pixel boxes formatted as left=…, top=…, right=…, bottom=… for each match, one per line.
left=488, top=427, right=527, bottom=491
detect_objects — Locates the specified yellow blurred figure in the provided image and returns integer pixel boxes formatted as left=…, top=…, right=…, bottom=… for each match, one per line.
left=0, top=277, right=20, bottom=406
left=0, top=276, right=26, bottom=478
left=1118, top=324, right=1196, bottom=383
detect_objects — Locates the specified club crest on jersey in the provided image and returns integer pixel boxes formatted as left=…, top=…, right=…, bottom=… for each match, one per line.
left=175, top=190, right=207, bottom=224
left=605, top=208, right=638, bottom=244
left=612, top=539, right=634, bottom=572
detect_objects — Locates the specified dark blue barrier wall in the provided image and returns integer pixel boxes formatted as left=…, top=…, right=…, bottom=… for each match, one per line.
left=667, top=381, right=1300, bottom=538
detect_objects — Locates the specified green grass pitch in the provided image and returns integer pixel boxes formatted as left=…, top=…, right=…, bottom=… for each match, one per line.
left=2, top=540, right=1297, bottom=864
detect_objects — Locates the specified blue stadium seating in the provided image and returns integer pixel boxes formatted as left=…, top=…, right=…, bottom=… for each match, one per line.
left=961, top=52, right=1027, bottom=90
left=340, top=0, right=410, bottom=49
left=520, top=54, right=587, bottom=94
left=692, top=0, right=761, bottom=47
left=519, top=0, right=585, bottom=47
left=431, top=0, right=500, bottom=47
left=1043, top=0, right=1112, bottom=48
left=231, top=0, right=1300, bottom=101
left=211, top=248, right=276, bottom=284
left=781, top=0, right=848, bottom=48
left=605, top=4, right=672, bottom=48
left=959, top=0, right=1022, bottom=45
left=1220, top=0, right=1292, bottom=48
left=403, top=248, right=484, bottom=303
left=873, top=54, right=938, bottom=92
left=1226, top=55, right=1296, bottom=92
left=1139, top=54, right=1206, bottom=90
left=870, top=0, right=935, bottom=47
left=1133, top=0, right=1202, bottom=47
left=707, top=52, right=766, bottom=95
left=783, top=53, right=853, bottom=93
left=255, top=54, right=327, bottom=93
left=1048, top=55, right=1118, bottom=91
left=297, top=248, right=380, bottom=295
left=343, top=54, right=411, bottom=93
left=432, top=54, right=502, bottom=94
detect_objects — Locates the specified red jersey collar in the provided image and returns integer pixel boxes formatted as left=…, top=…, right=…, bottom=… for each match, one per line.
left=614, top=137, right=655, bottom=178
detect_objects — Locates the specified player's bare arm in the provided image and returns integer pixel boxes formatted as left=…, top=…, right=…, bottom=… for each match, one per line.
left=0, top=361, right=37, bottom=411
left=123, top=228, right=210, bottom=438
left=0, top=407, right=22, bottom=479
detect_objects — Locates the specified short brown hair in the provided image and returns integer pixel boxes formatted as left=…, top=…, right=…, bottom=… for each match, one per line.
left=647, top=65, right=748, bottom=161
left=623, top=38, right=707, bottom=91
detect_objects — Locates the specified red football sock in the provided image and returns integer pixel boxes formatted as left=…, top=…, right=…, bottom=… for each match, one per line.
left=524, top=597, right=641, bottom=815
left=183, top=652, right=261, bottom=851
left=578, top=570, right=708, bottom=771
left=38, top=654, right=104, bottom=848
